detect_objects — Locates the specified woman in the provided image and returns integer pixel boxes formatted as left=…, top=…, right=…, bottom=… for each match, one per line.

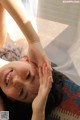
left=0, top=62, right=53, bottom=120
left=0, top=4, right=53, bottom=120
left=0, top=0, right=63, bottom=120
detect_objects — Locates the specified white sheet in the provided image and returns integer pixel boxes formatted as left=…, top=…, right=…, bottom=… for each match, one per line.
left=0, top=58, right=10, bottom=67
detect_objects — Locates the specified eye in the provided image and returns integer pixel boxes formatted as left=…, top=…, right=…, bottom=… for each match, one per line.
left=19, top=88, right=24, bottom=97
left=26, top=71, right=31, bottom=80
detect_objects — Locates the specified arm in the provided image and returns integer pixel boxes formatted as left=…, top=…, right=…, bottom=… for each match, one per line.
left=0, top=0, right=51, bottom=69
left=32, top=110, right=44, bottom=120
left=32, top=64, right=53, bottom=120
left=0, top=0, right=40, bottom=44
left=0, top=3, right=7, bottom=47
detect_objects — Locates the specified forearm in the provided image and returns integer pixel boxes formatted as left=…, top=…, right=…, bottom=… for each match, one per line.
left=0, top=4, right=7, bottom=47
left=0, top=0, right=40, bottom=44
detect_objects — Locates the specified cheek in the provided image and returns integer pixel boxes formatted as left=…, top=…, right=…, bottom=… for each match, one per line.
left=0, top=70, right=4, bottom=81
left=26, top=86, right=38, bottom=102
left=29, top=81, right=40, bottom=94
left=2, top=86, right=18, bottom=99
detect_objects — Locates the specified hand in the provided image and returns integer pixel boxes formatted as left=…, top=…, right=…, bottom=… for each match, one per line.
left=32, top=64, right=53, bottom=112
left=28, top=42, right=52, bottom=70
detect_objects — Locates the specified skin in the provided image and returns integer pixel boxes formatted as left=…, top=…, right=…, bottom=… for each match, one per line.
left=0, top=60, right=40, bottom=103
left=0, top=2, right=52, bottom=120
left=0, top=4, right=7, bottom=47
left=32, top=64, right=53, bottom=120
left=0, top=61, right=53, bottom=120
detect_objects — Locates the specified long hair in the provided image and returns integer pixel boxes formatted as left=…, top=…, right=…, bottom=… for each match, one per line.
left=0, top=88, right=32, bottom=120
left=0, top=63, right=64, bottom=120
left=45, top=63, right=64, bottom=117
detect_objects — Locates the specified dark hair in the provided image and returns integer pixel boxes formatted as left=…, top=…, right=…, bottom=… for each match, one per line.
left=45, top=63, right=64, bottom=117
left=0, top=88, right=32, bottom=120
left=0, top=63, right=64, bottom=120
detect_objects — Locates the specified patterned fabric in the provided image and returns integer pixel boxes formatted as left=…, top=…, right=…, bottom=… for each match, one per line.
left=0, top=40, right=23, bottom=61
left=50, top=79, right=80, bottom=120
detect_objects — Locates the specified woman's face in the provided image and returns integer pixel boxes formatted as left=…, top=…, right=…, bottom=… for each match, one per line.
left=0, top=61, right=39, bottom=103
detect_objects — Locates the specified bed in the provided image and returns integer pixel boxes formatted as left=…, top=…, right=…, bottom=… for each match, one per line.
left=0, top=40, right=80, bottom=120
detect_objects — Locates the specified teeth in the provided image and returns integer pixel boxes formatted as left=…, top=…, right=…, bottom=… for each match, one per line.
left=6, top=72, right=11, bottom=83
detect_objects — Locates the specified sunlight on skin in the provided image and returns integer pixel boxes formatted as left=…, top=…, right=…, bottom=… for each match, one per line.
left=7, top=17, right=69, bottom=49
left=5, top=0, right=68, bottom=48
left=6, top=0, right=38, bottom=41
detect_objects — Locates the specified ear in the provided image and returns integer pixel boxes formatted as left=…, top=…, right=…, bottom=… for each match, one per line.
left=20, top=56, right=29, bottom=62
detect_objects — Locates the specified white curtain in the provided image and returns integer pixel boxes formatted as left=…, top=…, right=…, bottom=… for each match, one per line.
left=6, top=0, right=80, bottom=86
left=6, top=0, right=38, bottom=41
left=37, top=0, right=80, bottom=85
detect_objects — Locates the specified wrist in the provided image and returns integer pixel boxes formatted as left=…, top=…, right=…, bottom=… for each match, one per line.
left=33, top=109, right=45, bottom=117
left=32, top=110, right=45, bottom=120
left=32, top=105, right=45, bottom=114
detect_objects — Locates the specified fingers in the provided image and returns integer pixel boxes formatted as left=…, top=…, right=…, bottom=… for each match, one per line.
left=39, top=66, right=43, bottom=84
left=38, top=64, right=53, bottom=106
left=47, top=76, right=53, bottom=91
left=45, top=66, right=53, bottom=91
left=39, top=63, right=53, bottom=88
left=45, top=59, right=52, bottom=71
left=43, top=64, right=47, bottom=83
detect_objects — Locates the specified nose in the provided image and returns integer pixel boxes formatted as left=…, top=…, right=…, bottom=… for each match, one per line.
left=13, top=75, right=22, bottom=89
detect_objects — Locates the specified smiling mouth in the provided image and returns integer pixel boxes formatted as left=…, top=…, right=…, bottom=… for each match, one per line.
left=3, top=69, right=13, bottom=86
